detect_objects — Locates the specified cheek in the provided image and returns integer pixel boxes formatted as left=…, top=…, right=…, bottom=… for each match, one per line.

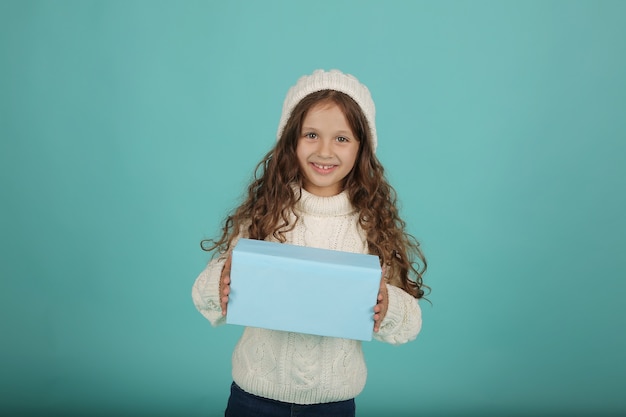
left=295, top=144, right=309, bottom=167
left=343, top=147, right=359, bottom=169
left=295, top=143, right=303, bottom=158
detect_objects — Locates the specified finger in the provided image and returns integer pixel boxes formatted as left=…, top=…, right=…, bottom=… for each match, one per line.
left=220, top=255, right=232, bottom=316
left=221, top=278, right=230, bottom=299
left=221, top=294, right=229, bottom=315
left=221, top=280, right=230, bottom=298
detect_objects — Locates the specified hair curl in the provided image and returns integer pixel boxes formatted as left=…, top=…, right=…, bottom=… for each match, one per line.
left=202, top=90, right=428, bottom=299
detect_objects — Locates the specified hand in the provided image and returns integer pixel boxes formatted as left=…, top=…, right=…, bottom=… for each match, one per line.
left=219, top=254, right=232, bottom=316
left=373, top=267, right=389, bottom=332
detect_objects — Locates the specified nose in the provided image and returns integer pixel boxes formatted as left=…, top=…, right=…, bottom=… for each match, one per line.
left=316, top=137, right=333, bottom=157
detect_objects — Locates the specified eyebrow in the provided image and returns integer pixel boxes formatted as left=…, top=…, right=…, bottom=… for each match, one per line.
left=301, top=126, right=354, bottom=137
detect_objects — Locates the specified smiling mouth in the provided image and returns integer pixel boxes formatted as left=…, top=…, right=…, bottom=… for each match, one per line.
left=311, top=162, right=337, bottom=173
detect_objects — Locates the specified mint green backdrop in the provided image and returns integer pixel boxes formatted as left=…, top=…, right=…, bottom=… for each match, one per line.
left=1, top=1, right=625, bottom=416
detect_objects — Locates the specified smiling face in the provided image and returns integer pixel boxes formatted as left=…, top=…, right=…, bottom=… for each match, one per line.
left=296, top=101, right=360, bottom=196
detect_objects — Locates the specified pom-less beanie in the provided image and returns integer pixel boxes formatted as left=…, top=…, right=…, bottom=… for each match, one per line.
left=276, top=69, right=378, bottom=153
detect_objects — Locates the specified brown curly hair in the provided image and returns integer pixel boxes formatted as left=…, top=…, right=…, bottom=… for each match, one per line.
left=202, top=90, right=428, bottom=299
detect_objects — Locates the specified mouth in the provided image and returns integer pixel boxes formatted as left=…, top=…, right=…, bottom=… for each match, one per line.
left=310, top=162, right=338, bottom=174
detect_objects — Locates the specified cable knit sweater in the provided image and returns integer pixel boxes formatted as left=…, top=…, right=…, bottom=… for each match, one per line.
left=192, top=188, right=422, bottom=405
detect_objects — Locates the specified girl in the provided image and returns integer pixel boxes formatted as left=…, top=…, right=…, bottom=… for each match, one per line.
left=192, top=69, right=427, bottom=417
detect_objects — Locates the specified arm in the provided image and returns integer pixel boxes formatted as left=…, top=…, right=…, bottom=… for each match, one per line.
left=191, top=255, right=229, bottom=327
left=372, top=284, right=422, bottom=345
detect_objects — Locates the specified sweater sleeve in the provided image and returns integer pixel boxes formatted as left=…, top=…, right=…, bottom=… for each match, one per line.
left=372, top=284, right=422, bottom=345
left=192, top=256, right=227, bottom=327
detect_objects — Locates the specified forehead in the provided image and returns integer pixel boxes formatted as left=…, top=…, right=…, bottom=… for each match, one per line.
left=303, top=101, right=348, bottom=123
left=302, top=104, right=354, bottom=137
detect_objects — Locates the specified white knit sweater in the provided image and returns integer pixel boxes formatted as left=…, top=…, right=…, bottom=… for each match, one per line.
left=192, top=188, right=422, bottom=405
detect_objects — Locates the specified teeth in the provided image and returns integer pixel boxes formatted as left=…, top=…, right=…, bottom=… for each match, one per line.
left=314, top=163, right=334, bottom=169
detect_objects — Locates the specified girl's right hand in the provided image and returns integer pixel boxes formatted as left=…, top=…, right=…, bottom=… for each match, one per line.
left=219, top=254, right=232, bottom=316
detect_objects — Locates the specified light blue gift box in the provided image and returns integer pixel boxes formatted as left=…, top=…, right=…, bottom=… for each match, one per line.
left=227, top=238, right=381, bottom=341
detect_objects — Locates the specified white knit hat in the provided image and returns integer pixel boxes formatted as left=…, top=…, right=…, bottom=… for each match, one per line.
left=276, top=69, right=378, bottom=153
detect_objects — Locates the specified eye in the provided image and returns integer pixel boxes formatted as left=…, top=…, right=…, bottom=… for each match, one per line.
left=304, top=132, right=318, bottom=139
left=336, top=136, right=349, bottom=143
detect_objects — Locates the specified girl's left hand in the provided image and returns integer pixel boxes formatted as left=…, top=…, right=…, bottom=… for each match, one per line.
left=373, top=268, right=389, bottom=332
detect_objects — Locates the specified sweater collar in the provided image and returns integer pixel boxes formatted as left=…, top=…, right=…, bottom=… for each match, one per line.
left=295, top=186, right=355, bottom=216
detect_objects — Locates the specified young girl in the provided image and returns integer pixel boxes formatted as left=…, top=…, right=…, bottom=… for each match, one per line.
left=192, top=69, right=427, bottom=417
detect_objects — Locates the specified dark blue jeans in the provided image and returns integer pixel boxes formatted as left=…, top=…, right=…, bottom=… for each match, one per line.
left=225, top=382, right=356, bottom=417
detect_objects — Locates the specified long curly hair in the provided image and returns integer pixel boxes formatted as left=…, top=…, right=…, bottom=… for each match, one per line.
left=202, top=90, right=428, bottom=299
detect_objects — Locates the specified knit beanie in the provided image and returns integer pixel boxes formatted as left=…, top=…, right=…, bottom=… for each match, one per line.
left=276, top=69, right=378, bottom=153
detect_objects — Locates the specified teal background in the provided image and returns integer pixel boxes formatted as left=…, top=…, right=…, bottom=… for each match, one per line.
left=1, top=1, right=625, bottom=416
